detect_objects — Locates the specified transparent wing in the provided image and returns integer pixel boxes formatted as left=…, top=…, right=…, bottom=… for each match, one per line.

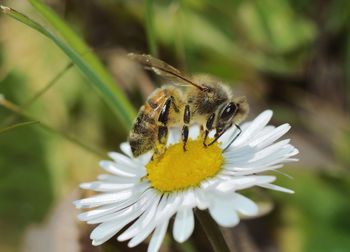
left=128, top=53, right=204, bottom=90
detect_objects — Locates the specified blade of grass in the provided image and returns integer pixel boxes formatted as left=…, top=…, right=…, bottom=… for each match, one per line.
left=145, top=0, right=158, bottom=56
left=1, top=5, right=136, bottom=130
left=27, top=0, right=136, bottom=126
left=0, top=96, right=106, bottom=158
left=0, top=62, right=74, bottom=127
left=28, top=0, right=131, bottom=94
left=0, top=121, right=39, bottom=134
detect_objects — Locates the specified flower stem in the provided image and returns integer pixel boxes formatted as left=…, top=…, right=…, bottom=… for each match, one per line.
left=195, top=210, right=231, bottom=252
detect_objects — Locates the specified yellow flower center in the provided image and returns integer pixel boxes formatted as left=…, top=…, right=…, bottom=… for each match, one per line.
left=146, top=139, right=223, bottom=193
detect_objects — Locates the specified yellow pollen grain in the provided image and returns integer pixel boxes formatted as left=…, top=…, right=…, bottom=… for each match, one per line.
left=146, top=139, right=223, bottom=193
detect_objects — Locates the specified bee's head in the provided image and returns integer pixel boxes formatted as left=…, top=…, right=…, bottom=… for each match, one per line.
left=215, top=96, right=249, bottom=136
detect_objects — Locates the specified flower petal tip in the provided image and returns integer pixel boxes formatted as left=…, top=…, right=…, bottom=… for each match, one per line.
left=72, top=200, right=82, bottom=209
left=261, top=109, right=273, bottom=119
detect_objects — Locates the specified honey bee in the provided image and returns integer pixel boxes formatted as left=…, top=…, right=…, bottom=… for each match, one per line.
left=128, top=53, right=249, bottom=158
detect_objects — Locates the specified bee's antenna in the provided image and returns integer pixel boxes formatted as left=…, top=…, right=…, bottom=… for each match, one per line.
left=222, top=124, right=242, bottom=152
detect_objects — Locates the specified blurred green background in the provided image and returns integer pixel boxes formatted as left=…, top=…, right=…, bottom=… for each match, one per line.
left=0, top=0, right=349, bottom=251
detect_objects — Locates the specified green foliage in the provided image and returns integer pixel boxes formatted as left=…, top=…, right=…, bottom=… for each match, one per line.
left=1, top=3, right=136, bottom=130
left=275, top=170, right=350, bottom=251
left=0, top=71, right=54, bottom=245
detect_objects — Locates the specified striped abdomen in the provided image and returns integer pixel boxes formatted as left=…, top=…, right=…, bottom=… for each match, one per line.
left=128, top=87, right=178, bottom=157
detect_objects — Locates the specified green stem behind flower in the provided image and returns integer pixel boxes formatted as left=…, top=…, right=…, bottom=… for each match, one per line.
left=195, top=210, right=231, bottom=252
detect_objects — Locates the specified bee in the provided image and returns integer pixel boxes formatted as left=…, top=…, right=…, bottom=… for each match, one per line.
left=128, top=53, right=249, bottom=158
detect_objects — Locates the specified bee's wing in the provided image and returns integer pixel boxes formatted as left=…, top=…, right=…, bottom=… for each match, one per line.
left=128, top=53, right=204, bottom=90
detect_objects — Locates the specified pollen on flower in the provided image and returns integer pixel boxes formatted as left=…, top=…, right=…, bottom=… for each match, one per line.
left=146, top=139, right=224, bottom=193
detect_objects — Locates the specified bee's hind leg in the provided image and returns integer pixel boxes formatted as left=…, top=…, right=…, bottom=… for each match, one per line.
left=154, top=97, right=173, bottom=158
left=181, top=105, right=190, bottom=151
left=203, top=113, right=215, bottom=147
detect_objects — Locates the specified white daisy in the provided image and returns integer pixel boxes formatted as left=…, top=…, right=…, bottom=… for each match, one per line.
left=74, top=110, right=298, bottom=252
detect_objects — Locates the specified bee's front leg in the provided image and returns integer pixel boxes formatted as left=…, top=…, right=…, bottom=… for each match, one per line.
left=203, top=113, right=215, bottom=147
left=182, top=105, right=190, bottom=151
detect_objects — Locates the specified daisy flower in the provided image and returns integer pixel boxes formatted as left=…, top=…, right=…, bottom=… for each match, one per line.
left=74, top=110, right=298, bottom=251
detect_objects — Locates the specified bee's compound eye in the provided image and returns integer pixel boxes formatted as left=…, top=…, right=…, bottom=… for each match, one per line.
left=220, top=102, right=237, bottom=121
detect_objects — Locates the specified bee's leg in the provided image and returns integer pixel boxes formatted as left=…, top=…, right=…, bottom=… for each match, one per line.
left=170, top=96, right=180, bottom=113
left=222, top=124, right=242, bottom=152
left=207, top=130, right=226, bottom=146
left=203, top=113, right=215, bottom=147
left=154, top=97, right=172, bottom=157
left=207, top=124, right=232, bottom=146
left=182, top=105, right=190, bottom=151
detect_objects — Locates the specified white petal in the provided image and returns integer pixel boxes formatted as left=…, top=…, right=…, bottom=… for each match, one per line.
left=219, top=126, right=241, bottom=148
left=128, top=195, right=169, bottom=247
left=136, top=151, right=153, bottom=165
left=90, top=200, right=150, bottom=243
left=249, top=140, right=291, bottom=162
left=107, top=153, right=145, bottom=175
left=213, top=176, right=276, bottom=194
left=233, top=193, right=258, bottom=216
left=88, top=189, right=156, bottom=224
left=250, top=124, right=291, bottom=148
left=128, top=215, right=159, bottom=247
left=182, top=189, right=197, bottom=208
left=226, top=164, right=284, bottom=176
left=233, top=110, right=273, bottom=147
left=120, top=142, right=132, bottom=157
left=74, top=191, right=132, bottom=209
left=223, top=145, right=255, bottom=159
left=99, top=160, right=137, bottom=177
left=167, top=127, right=181, bottom=146
left=118, top=195, right=161, bottom=241
left=97, top=174, right=138, bottom=183
left=259, top=183, right=294, bottom=194
left=208, top=196, right=239, bottom=227
left=74, top=182, right=149, bottom=208
left=155, top=192, right=183, bottom=225
left=148, top=220, right=169, bottom=252
left=225, top=142, right=298, bottom=171
left=78, top=188, right=154, bottom=222
left=78, top=204, right=119, bottom=222
left=189, top=125, right=200, bottom=140
left=80, top=181, right=135, bottom=192
left=90, top=221, right=122, bottom=244
left=194, top=189, right=209, bottom=210
left=253, top=125, right=275, bottom=139
left=173, top=208, right=194, bottom=243
left=239, top=146, right=298, bottom=170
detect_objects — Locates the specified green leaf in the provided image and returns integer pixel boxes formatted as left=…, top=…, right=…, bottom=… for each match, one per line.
left=1, top=4, right=136, bottom=130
